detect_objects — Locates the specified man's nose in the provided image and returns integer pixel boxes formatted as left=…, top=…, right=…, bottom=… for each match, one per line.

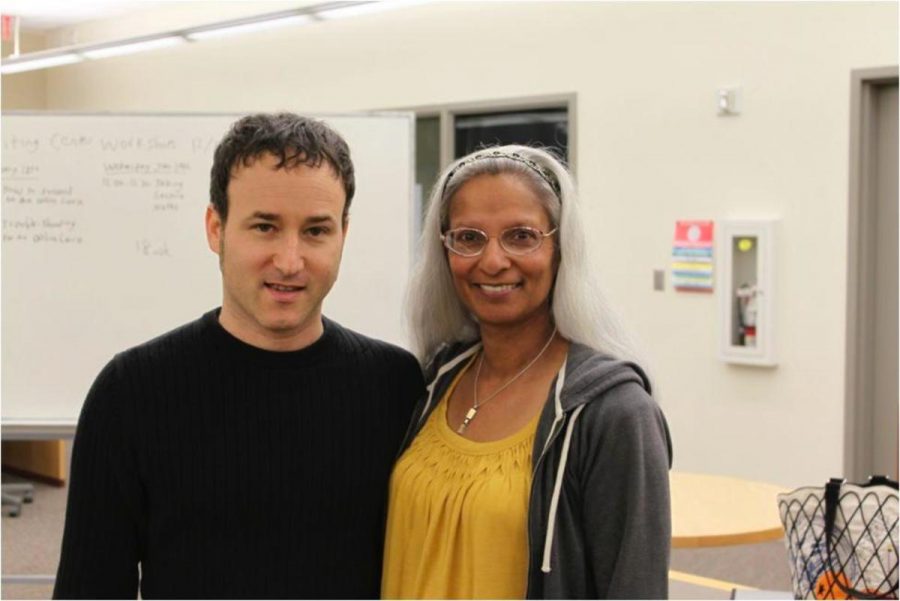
left=272, top=234, right=305, bottom=275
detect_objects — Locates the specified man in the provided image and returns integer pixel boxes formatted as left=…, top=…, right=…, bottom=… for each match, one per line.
left=53, top=113, right=424, bottom=599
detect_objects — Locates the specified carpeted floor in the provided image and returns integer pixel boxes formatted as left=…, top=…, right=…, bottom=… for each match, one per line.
left=2, top=478, right=65, bottom=600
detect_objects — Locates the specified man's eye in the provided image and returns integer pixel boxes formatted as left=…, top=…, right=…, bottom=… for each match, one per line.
left=253, top=223, right=275, bottom=233
left=307, top=226, right=330, bottom=237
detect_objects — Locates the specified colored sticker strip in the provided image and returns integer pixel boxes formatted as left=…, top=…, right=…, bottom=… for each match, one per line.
left=672, top=220, right=714, bottom=292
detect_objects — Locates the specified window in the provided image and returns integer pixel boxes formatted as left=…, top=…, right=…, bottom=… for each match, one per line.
left=454, top=108, right=568, bottom=162
left=410, top=95, right=575, bottom=223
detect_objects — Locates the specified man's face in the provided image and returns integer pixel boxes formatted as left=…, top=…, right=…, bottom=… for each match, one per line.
left=205, top=153, right=348, bottom=350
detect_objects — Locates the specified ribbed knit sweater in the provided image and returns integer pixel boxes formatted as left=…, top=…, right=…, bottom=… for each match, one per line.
left=53, top=309, right=424, bottom=600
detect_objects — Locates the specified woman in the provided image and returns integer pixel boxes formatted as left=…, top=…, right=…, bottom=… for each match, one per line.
left=383, top=146, right=672, bottom=599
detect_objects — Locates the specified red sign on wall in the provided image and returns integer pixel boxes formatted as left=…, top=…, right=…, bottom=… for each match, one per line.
left=2, top=15, right=14, bottom=42
left=673, top=220, right=714, bottom=248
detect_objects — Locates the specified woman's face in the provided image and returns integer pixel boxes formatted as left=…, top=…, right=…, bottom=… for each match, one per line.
left=446, top=173, right=557, bottom=331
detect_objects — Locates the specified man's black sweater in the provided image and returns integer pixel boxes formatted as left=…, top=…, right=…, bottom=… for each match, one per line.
left=53, top=309, right=424, bottom=599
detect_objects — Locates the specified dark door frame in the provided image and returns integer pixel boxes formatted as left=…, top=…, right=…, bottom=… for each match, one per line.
left=843, top=65, right=899, bottom=480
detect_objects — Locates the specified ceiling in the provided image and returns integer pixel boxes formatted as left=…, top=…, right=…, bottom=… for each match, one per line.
left=0, top=1, right=168, bottom=31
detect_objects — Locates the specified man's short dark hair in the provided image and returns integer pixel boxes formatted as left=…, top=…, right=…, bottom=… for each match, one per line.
left=210, top=112, right=355, bottom=222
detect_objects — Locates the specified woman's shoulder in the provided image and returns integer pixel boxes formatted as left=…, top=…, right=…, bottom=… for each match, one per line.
left=562, top=343, right=653, bottom=410
left=563, top=343, right=670, bottom=455
left=423, top=339, right=479, bottom=379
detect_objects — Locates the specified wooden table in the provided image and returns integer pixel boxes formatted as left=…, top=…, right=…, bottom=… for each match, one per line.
left=670, top=471, right=790, bottom=548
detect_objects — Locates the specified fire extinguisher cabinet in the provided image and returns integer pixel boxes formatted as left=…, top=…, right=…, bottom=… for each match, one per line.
left=718, top=219, right=778, bottom=367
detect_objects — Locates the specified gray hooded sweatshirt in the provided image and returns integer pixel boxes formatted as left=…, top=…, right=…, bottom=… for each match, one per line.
left=395, top=341, right=673, bottom=599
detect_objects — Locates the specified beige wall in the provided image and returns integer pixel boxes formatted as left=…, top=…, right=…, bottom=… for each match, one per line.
left=5, top=1, right=897, bottom=486
left=1, top=31, right=48, bottom=109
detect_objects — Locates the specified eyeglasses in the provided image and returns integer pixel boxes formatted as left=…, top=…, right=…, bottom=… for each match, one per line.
left=441, top=226, right=558, bottom=257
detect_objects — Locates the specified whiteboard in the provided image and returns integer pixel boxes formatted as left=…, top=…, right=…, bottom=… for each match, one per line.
left=1, top=112, right=415, bottom=425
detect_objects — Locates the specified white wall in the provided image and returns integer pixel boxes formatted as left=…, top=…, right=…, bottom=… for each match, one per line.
left=7, top=1, right=897, bottom=486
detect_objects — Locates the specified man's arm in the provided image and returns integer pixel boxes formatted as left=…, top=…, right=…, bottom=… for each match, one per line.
left=54, top=357, right=143, bottom=600
left=398, top=351, right=426, bottom=415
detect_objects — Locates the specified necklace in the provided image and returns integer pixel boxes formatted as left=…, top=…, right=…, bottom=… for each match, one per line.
left=457, top=326, right=558, bottom=434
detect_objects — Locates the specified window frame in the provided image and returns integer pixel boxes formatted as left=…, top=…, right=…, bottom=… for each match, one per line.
left=396, top=93, right=577, bottom=175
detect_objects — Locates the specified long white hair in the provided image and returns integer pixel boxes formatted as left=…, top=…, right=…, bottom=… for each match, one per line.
left=407, top=144, right=646, bottom=374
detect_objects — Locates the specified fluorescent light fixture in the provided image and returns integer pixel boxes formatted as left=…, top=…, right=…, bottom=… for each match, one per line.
left=81, top=35, right=184, bottom=60
left=316, top=0, right=422, bottom=20
left=0, top=0, right=427, bottom=75
left=1, top=52, right=82, bottom=74
left=186, top=14, right=313, bottom=41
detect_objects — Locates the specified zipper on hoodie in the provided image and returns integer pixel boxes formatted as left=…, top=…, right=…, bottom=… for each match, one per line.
left=523, top=402, right=566, bottom=596
left=523, top=352, right=572, bottom=595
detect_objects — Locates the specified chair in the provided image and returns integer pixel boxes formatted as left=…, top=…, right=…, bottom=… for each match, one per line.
left=2, top=481, right=34, bottom=517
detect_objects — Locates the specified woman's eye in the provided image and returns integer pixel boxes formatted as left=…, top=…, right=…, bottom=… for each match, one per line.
left=510, top=228, right=538, bottom=241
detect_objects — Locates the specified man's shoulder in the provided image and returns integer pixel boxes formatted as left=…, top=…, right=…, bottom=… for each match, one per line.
left=77, top=312, right=215, bottom=431
left=325, top=318, right=418, bottom=367
left=113, top=310, right=215, bottom=368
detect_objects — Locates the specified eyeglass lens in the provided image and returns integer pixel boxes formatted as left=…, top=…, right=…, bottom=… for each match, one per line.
left=446, top=227, right=546, bottom=255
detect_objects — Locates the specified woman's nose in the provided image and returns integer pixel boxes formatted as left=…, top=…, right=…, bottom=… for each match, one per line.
left=477, top=237, right=512, bottom=274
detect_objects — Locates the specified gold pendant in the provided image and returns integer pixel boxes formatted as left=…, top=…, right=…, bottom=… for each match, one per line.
left=457, top=407, right=478, bottom=434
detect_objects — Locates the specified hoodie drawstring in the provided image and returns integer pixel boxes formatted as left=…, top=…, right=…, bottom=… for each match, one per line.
left=540, top=402, right=585, bottom=574
left=418, top=344, right=481, bottom=428
left=539, top=356, right=568, bottom=459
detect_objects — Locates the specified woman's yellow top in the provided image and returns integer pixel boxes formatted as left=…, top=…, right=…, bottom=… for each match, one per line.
left=382, top=361, right=540, bottom=599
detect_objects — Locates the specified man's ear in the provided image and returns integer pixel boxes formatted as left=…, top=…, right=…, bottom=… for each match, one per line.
left=205, top=205, right=223, bottom=255
left=342, top=214, right=350, bottom=238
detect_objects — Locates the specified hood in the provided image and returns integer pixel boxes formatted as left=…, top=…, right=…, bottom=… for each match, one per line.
left=559, top=342, right=651, bottom=412
left=424, top=339, right=651, bottom=416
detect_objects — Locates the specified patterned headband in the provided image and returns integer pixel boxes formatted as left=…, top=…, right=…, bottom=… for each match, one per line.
left=440, top=150, right=562, bottom=200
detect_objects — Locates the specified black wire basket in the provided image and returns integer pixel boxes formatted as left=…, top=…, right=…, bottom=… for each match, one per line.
left=778, top=476, right=899, bottom=599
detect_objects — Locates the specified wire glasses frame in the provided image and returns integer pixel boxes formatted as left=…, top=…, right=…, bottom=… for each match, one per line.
left=441, top=226, right=558, bottom=257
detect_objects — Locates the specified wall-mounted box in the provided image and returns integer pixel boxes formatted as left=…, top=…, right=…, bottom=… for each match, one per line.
left=718, top=219, right=778, bottom=366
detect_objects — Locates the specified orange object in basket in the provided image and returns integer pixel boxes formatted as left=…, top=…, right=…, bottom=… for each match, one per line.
left=813, top=571, right=851, bottom=599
